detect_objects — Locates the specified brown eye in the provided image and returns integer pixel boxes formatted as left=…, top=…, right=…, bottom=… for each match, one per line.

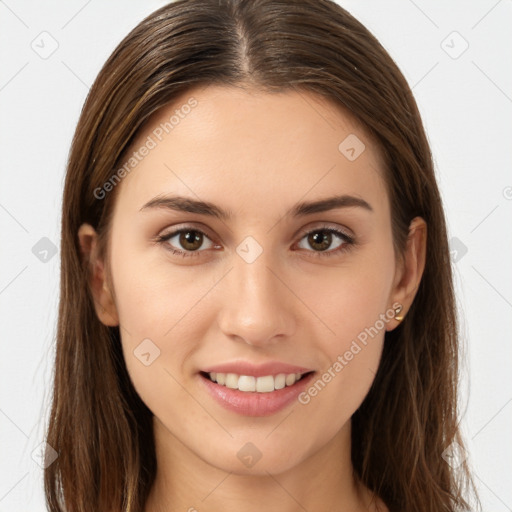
left=306, top=231, right=333, bottom=252
left=296, top=227, right=355, bottom=257
left=178, top=230, right=204, bottom=251
left=157, top=227, right=216, bottom=257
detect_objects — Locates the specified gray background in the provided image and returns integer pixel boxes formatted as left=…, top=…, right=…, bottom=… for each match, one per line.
left=1, top=0, right=511, bottom=510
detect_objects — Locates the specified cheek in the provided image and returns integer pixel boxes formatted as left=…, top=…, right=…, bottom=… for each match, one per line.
left=307, top=243, right=395, bottom=351
left=298, top=242, right=395, bottom=410
left=111, top=238, right=212, bottom=338
left=108, top=244, right=214, bottom=401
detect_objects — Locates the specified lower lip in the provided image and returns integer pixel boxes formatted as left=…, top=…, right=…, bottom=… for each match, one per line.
left=198, top=372, right=316, bottom=417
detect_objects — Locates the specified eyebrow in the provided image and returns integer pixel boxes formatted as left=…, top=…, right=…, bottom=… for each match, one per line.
left=139, top=193, right=373, bottom=219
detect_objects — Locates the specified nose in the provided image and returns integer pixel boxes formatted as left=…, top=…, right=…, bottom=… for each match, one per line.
left=216, top=251, right=296, bottom=347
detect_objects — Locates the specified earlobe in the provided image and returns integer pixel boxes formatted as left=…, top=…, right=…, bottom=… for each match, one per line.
left=77, top=223, right=119, bottom=327
left=387, top=217, right=427, bottom=330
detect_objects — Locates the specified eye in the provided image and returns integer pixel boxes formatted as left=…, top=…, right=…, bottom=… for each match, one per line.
left=155, top=225, right=355, bottom=259
left=155, top=228, right=218, bottom=257
left=295, top=227, right=355, bottom=257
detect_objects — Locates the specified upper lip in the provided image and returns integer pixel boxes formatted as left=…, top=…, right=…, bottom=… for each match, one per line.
left=201, top=361, right=314, bottom=377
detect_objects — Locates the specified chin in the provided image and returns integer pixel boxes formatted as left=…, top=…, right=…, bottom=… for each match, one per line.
left=197, top=435, right=315, bottom=476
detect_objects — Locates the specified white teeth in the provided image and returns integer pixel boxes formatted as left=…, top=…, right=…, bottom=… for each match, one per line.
left=207, top=371, right=306, bottom=392
left=238, top=375, right=256, bottom=392
left=285, top=373, right=296, bottom=386
left=274, top=373, right=286, bottom=390
left=256, top=375, right=274, bottom=393
left=225, top=373, right=238, bottom=389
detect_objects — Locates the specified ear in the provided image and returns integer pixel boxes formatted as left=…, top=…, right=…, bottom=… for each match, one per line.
left=386, top=216, right=427, bottom=331
left=77, top=223, right=119, bottom=327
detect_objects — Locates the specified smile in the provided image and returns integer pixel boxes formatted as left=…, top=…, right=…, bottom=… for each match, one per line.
left=198, top=370, right=316, bottom=416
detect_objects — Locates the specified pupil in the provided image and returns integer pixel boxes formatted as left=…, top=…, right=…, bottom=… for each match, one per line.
left=309, top=231, right=331, bottom=251
left=180, top=231, right=202, bottom=250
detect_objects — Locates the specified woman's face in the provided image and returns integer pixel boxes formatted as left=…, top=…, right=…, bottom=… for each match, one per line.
left=94, top=85, right=405, bottom=474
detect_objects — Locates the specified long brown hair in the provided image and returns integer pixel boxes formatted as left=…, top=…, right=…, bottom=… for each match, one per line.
left=44, top=0, right=479, bottom=510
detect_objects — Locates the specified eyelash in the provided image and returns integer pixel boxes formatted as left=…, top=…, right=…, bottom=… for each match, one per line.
left=155, top=225, right=356, bottom=259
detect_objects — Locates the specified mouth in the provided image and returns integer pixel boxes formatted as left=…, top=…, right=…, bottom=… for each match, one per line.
left=198, top=370, right=316, bottom=416
left=199, top=370, right=315, bottom=393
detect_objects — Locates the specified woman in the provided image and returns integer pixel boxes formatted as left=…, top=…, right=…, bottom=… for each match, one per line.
left=44, top=0, right=479, bottom=510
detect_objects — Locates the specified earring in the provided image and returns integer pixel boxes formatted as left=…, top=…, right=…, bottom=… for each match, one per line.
left=394, top=304, right=404, bottom=323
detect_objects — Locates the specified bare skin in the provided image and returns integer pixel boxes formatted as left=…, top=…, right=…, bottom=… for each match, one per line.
left=79, top=84, right=426, bottom=512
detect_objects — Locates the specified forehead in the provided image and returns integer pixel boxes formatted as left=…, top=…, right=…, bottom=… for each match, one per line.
left=113, top=84, right=388, bottom=216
